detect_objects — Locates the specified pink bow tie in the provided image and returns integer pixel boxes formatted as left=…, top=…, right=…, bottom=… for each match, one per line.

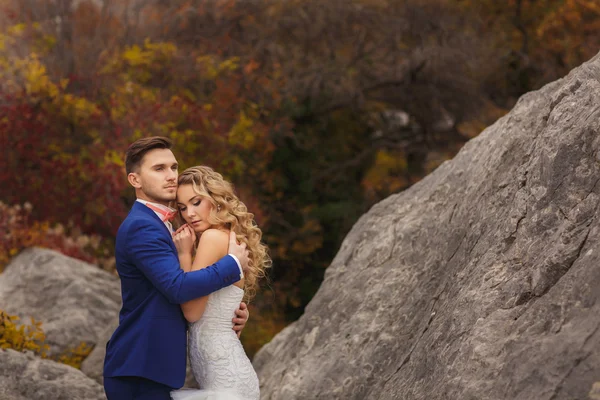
left=145, top=203, right=177, bottom=222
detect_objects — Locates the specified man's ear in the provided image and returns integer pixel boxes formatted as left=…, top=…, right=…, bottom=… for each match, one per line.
left=128, top=172, right=142, bottom=189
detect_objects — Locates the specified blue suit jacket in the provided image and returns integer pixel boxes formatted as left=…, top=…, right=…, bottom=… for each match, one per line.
left=103, top=201, right=241, bottom=388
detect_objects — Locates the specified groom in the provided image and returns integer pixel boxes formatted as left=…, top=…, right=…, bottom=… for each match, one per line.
left=103, top=136, right=250, bottom=400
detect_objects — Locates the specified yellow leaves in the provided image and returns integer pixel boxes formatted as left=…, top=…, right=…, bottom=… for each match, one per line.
left=123, top=45, right=146, bottom=67
left=0, top=52, right=97, bottom=116
left=169, top=128, right=201, bottom=154
left=228, top=110, right=256, bottom=148
left=182, top=88, right=197, bottom=102
left=108, top=81, right=158, bottom=122
left=109, top=104, right=126, bottom=121
left=362, top=149, right=409, bottom=194
left=59, top=94, right=100, bottom=122
left=0, top=23, right=55, bottom=57
left=103, top=150, right=125, bottom=168
left=144, top=40, right=178, bottom=59
left=219, top=57, right=240, bottom=72
left=375, top=149, right=407, bottom=171
left=196, top=55, right=240, bottom=79
left=39, top=33, right=57, bottom=51
left=0, top=311, right=49, bottom=358
left=0, top=34, right=9, bottom=51
left=134, top=83, right=157, bottom=102
left=123, top=39, right=177, bottom=68
left=0, top=310, right=93, bottom=369
left=7, top=23, right=27, bottom=36
left=14, top=55, right=58, bottom=98
left=101, top=39, right=178, bottom=83
left=57, top=342, right=94, bottom=369
left=196, top=56, right=219, bottom=80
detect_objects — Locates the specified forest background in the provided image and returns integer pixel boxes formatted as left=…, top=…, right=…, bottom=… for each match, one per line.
left=0, top=0, right=598, bottom=358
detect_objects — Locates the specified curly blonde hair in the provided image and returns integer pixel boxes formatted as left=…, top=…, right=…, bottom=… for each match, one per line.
left=176, top=166, right=271, bottom=301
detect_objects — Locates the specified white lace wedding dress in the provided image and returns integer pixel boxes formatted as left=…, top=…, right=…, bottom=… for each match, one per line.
left=171, top=285, right=260, bottom=400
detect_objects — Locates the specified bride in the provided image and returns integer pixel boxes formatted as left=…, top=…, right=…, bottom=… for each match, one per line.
left=170, top=166, right=270, bottom=400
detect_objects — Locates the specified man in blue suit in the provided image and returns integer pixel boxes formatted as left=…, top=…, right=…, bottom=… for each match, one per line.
left=103, top=136, right=250, bottom=399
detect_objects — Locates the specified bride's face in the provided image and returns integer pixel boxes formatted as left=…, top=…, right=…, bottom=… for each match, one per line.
left=176, top=184, right=214, bottom=233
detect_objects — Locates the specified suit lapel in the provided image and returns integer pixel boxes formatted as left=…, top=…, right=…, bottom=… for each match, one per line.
left=132, top=202, right=176, bottom=250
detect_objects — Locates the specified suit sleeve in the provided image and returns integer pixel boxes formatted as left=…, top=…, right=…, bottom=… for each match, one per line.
left=126, top=219, right=241, bottom=304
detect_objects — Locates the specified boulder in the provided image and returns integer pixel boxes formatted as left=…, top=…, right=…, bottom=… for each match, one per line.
left=0, top=247, right=121, bottom=357
left=254, top=54, right=600, bottom=398
left=80, top=316, right=119, bottom=385
left=0, top=349, right=106, bottom=400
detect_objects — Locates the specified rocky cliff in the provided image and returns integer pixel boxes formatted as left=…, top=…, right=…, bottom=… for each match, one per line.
left=253, top=53, right=600, bottom=399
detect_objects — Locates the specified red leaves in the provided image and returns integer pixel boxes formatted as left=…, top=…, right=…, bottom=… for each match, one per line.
left=0, top=88, right=129, bottom=237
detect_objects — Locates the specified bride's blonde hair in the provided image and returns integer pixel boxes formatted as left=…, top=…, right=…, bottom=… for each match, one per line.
left=177, top=166, right=271, bottom=301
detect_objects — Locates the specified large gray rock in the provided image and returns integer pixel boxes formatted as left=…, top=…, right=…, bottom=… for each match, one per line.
left=0, top=247, right=121, bottom=357
left=79, top=316, right=118, bottom=384
left=0, top=349, right=106, bottom=400
left=254, top=54, right=600, bottom=398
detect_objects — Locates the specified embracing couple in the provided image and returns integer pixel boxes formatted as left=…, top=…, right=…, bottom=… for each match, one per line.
left=103, top=136, right=269, bottom=400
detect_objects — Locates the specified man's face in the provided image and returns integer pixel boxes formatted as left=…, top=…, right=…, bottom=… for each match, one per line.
left=130, top=148, right=178, bottom=204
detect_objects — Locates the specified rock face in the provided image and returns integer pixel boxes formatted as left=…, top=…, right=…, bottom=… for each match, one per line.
left=254, top=55, right=600, bottom=398
left=0, top=349, right=106, bottom=400
left=80, top=316, right=119, bottom=385
left=0, top=248, right=122, bottom=356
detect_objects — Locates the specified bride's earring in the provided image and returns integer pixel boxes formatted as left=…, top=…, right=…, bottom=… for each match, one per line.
left=217, top=204, right=221, bottom=212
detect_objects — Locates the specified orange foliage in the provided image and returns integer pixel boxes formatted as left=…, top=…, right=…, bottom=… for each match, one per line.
left=1, top=0, right=598, bottom=352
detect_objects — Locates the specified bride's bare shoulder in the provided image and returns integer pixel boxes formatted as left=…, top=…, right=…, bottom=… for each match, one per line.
left=198, top=229, right=229, bottom=249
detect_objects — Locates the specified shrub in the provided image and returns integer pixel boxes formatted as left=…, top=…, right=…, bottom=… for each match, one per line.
left=0, top=310, right=49, bottom=357
left=0, top=309, right=93, bottom=369
left=56, top=342, right=94, bottom=369
left=0, top=201, right=115, bottom=273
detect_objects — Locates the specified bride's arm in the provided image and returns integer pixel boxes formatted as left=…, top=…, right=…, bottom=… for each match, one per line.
left=180, top=229, right=229, bottom=323
left=178, top=252, right=193, bottom=273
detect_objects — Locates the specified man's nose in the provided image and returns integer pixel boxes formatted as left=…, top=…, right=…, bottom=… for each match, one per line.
left=167, top=168, right=177, bottom=181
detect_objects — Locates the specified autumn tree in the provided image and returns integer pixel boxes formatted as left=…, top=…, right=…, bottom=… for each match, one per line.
left=2, top=0, right=598, bottom=350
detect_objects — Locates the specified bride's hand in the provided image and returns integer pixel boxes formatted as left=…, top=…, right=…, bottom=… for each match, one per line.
left=173, top=225, right=196, bottom=255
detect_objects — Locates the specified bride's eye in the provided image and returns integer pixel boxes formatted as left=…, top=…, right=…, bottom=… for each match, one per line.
left=193, top=201, right=201, bottom=206
left=178, top=207, right=186, bottom=212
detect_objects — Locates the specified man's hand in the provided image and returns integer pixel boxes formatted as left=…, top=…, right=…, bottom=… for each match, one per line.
left=228, top=231, right=249, bottom=274
left=232, top=302, right=249, bottom=338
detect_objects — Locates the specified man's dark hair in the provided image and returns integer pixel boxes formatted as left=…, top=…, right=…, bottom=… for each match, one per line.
left=125, top=136, right=173, bottom=174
